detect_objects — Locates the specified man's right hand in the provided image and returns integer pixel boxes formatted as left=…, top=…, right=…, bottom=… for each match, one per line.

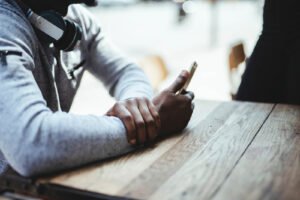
left=152, top=70, right=195, bottom=136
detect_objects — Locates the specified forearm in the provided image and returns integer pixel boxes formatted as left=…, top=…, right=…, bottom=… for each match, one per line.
left=86, top=40, right=153, bottom=100
left=0, top=60, right=132, bottom=177
left=110, top=64, right=153, bottom=100
left=1, top=111, right=131, bottom=177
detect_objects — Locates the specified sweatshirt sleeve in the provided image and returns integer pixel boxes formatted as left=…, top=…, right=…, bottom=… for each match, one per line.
left=0, top=6, right=132, bottom=177
left=68, top=5, right=153, bottom=100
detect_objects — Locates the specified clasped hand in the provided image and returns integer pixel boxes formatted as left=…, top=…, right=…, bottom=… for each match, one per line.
left=106, top=70, right=195, bottom=145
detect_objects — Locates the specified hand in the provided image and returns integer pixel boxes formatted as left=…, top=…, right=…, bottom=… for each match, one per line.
left=152, top=70, right=195, bottom=136
left=106, top=97, right=161, bottom=146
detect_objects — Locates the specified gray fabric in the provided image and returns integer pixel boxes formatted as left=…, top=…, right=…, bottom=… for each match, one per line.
left=0, top=152, right=9, bottom=175
left=0, top=0, right=153, bottom=177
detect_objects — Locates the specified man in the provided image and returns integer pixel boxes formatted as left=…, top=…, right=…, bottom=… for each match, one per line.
left=0, top=0, right=194, bottom=177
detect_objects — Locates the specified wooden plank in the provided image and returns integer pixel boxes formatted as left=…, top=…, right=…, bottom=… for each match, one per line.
left=213, top=104, right=300, bottom=200
left=148, top=102, right=274, bottom=200
left=119, top=101, right=241, bottom=199
left=40, top=100, right=221, bottom=195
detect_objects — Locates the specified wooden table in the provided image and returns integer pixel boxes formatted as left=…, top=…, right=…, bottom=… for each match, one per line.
left=38, top=100, right=300, bottom=200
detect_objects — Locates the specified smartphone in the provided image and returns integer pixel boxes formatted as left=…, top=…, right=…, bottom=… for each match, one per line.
left=178, top=61, right=198, bottom=94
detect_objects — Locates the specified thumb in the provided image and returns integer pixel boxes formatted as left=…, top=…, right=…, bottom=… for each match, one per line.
left=167, top=70, right=190, bottom=93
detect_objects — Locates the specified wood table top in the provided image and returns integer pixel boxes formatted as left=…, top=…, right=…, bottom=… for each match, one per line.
left=39, top=100, right=300, bottom=200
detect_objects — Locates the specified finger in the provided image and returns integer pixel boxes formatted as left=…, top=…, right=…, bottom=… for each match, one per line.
left=139, top=100, right=159, bottom=142
left=106, top=111, right=112, bottom=116
left=105, top=108, right=113, bottom=116
left=147, top=101, right=161, bottom=130
left=115, top=105, right=137, bottom=145
left=183, top=91, right=195, bottom=101
left=188, top=102, right=195, bottom=120
left=125, top=101, right=147, bottom=145
left=191, top=102, right=195, bottom=110
left=167, top=70, right=190, bottom=93
left=176, top=94, right=193, bottom=105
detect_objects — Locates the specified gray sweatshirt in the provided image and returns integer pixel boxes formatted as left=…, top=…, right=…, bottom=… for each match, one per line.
left=0, top=0, right=153, bottom=177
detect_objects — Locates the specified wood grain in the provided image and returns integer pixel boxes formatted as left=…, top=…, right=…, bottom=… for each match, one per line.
left=213, top=104, right=300, bottom=200
left=149, top=102, right=274, bottom=200
left=40, top=100, right=220, bottom=195
left=119, top=101, right=240, bottom=199
left=39, top=101, right=298, bottom=200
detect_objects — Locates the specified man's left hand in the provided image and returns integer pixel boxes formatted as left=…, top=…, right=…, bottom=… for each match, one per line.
left=106, top=97, right=161, bottom=146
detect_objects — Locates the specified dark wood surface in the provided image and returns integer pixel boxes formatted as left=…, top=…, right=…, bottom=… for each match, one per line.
left=39, top=100, right=300, bottom=200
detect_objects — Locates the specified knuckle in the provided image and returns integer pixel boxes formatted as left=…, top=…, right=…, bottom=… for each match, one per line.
left=149, top=102, right=156, bottom=109
left=146, top=119, right=155, bottom=126
left=138, top=97, right=148, bottom=104
left=126, top=98, right=135, bottom=105
left=143, top=97, right=150, bottom=103
left=136, top=120, right=145, bottom=129
left=122, top=114, right=132, bottom=122
left=126, top=97, right=137, bottom=104
left=184, top=96, right=192, bottom=103
left=186, top=93, right=194, bottom=100
left=153, top=112, right=160, bottom=119
left=178, top=74, right=187, bottom=82
left=138, top=96, right=144, bottom=101
left=136, top=97, right=143, bottom=103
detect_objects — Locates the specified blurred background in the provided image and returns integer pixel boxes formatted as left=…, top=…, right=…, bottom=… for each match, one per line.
left=71, top=0, right=264, bottom=114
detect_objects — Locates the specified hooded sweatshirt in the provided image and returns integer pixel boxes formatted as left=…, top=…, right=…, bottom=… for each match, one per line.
left=0, top=0, right=152, bottom=177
